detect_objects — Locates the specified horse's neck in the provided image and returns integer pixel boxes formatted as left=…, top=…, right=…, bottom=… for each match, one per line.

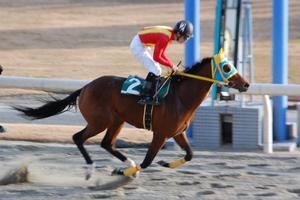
left=176, top=69, right=212, bottom=111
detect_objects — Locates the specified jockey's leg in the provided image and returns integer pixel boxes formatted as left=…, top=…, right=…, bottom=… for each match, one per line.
left=138, top=72, right=160, bottom=105
left=130, top=35, right=162, bottom=105
left=157, top=133, right=193, bottom=169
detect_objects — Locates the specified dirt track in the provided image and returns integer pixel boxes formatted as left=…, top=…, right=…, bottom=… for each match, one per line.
left=1, top=141, right=300, bottom=200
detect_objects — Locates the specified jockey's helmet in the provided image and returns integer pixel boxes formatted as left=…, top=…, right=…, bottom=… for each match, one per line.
left=173, top=20, right=193, bottom=39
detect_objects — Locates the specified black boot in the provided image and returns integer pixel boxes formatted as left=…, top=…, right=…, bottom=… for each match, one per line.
left=138, top=72, right=160, bottom=105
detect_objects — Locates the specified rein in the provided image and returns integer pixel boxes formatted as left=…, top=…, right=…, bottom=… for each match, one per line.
left=175, top=57, right=228, bottom=86
left=176, top=71, right=227, bottom=86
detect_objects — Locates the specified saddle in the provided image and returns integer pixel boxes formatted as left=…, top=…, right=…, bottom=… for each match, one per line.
left=121, top=75, right=171, bottom=103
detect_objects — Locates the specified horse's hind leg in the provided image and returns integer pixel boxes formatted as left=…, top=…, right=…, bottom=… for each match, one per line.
left=73, top=125, right=105, bottom=179
left=101, top=119, right=137, bottom=168
left=113, top=135, right=167, bottom=176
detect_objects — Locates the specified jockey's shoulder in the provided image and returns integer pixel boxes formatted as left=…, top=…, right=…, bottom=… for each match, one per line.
left=142, top=25, right=173, bottom=31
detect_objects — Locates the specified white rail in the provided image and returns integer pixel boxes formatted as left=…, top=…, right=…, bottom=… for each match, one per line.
left=229, top=83, right=300, bottom=96
left=0, top=76, right=88, bottom=93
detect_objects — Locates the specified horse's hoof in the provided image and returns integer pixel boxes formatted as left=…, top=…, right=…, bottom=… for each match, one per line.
left=132, top=171, right=140, bottom=178
left=84, top=163, right=95, bottom=180
left=111, top=168, right=124, bottom=176
left=157, top=160, right=169, bottom=168
left=85, top=174, right=91, bottom=180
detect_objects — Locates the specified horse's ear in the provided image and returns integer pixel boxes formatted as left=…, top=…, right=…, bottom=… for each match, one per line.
left=218, top=48, right=225, bottom=59
left=214, top=48, right=223, bottom=64
left=219, top=48, right=224, bottom=55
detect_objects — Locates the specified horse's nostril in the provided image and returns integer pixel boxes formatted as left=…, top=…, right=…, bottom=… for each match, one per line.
left=244, top=83, right=249, bottom=88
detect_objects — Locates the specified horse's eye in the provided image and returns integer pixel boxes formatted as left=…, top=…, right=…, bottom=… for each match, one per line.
left=222, top=64, right=232, bottom=73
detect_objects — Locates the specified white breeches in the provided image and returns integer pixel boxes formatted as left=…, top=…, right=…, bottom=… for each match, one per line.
left=130, top=35, right=162, bottom=76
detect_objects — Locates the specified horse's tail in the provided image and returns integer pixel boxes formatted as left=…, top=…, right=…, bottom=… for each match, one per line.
left=14, top=89, right=82, bottom=120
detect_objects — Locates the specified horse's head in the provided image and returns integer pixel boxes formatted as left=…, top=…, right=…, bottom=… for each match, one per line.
left=212, top=49, right=249, bottom=92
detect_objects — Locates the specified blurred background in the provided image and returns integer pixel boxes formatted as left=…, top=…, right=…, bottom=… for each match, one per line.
left=0, top=0, right=298, bottom=83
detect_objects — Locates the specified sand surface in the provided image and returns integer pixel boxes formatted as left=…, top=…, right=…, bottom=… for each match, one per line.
left=1, top=141, right=300, bottom=200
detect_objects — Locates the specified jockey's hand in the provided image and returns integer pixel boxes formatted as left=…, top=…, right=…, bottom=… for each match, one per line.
left=172, top=65, right=178, bottom=73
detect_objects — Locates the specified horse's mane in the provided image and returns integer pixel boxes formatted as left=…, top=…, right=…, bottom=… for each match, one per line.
left=171, top=57, right=211, bottom=83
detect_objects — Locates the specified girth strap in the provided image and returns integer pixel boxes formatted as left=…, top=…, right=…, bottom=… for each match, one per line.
left=143, top=104, right=154, bottom=130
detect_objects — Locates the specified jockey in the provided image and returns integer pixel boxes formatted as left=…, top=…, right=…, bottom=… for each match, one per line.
left=130, top=20, right=193, bottom=105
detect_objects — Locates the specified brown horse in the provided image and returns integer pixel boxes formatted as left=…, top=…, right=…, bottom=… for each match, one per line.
left=14, top=51, right=249, bottom=178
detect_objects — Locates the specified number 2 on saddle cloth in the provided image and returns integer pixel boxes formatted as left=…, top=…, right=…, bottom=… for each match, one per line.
left=121, top=75, right=171, bottom=103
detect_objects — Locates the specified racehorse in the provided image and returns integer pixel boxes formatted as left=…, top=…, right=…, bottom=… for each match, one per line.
left=14, top=50, right=249, bottom=179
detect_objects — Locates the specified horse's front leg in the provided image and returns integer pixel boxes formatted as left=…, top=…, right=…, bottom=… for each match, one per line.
left=157, top=133, right=193, bottom=169
left=112, top=135, right=167, bottom=176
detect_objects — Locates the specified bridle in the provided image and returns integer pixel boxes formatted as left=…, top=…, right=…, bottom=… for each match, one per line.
left=176, top=50, right=238, bottom=86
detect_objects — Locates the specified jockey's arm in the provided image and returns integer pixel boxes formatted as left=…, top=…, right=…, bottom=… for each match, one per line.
left=153, top=40, right=173, bottom=69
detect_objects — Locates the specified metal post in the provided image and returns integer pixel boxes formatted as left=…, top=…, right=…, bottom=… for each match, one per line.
left=272, top=0, right=288, bottom=141
left=247, top=1, right=254, bottom=84
left=240, top=0, right=248, bottom=107
left=185, top=0, right=200, bottom=138
left=211, top=0, right=223, bottom=105
left=263, top=95, right=273, bottom=153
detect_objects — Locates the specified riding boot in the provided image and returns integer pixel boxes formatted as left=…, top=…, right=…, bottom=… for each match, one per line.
left=138, top=72, right=160, bottom=105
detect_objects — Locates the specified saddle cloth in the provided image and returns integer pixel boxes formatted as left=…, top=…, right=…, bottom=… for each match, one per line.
left=121, top=75, right=171, bottom=101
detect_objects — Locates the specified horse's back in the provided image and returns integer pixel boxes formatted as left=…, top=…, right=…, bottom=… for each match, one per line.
left=79, top=75, right=125, bottom=109
left=91, top=75, right=125, bottom=90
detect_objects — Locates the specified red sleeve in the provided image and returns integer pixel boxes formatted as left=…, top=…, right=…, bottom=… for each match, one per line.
left=153, top=39, right=173, bottom=68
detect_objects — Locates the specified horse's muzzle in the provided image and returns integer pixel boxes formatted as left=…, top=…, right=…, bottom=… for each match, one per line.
left=238, top=83, right=250, bottom=92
